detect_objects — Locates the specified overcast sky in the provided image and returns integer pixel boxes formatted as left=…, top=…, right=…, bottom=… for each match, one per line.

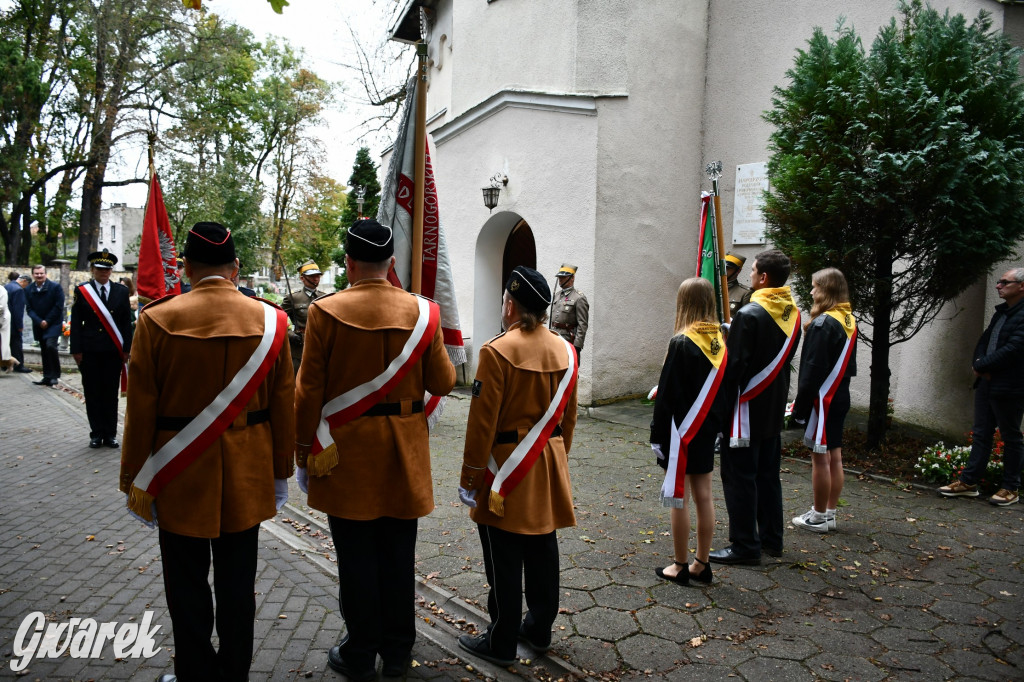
left=106, top=0, right=404, bottom=207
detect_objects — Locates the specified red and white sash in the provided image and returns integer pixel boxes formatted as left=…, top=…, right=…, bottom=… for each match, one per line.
left=662, top=349, right=727, bottom=500
left=729, top=310, right=801, bottom=447
left=79, top=282, right=129, bottom=392
left=483, top=337, right=578, bottom=516
left=308, top=296, right=440, bottom=468
left=804, top=327, right=857, bottom=453
left=127, top=303, right=287, bottom=520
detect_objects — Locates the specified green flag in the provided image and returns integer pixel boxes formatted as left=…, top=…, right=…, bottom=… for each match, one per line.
left=696, top=193, right=723, bottom=321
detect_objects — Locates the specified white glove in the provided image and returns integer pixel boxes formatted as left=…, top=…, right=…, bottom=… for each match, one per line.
left=126, top=494, right=157, bottom=529
left=458, top=486, right=478, bottom=508
left=721, top=322, right=731, bottom=334
left=296, top=467, right=309, bottom=494
left=274, top=479, right=289, bottom=510
left=651, top=443, right=666, bottom=465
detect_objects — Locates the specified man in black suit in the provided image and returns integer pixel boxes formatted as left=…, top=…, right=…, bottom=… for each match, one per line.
left=25, top=264, right=65, bottom=386
left=70, top=250, right=134, bottom=448
left=5, top=273, right=31, bottom=372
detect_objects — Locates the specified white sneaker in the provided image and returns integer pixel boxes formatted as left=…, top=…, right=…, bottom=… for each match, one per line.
left=792, top=509, right=829, bottom=533
left=825, top=510, right=837, bottom=531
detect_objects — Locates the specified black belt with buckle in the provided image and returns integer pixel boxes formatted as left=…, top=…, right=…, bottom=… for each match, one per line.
left=363, top=400, right=425, bottom=417
left=156, top=408, right=271, bottom=432
left=495, top=424, right=562, bottom=445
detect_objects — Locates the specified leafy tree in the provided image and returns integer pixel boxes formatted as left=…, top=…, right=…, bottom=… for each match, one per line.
left=284, top=174, right=345, bottom=276
left=763, top=0, right=1024, bottom=447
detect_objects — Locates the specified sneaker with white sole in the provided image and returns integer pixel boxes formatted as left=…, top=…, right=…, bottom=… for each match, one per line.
left=792, top=509, right=829, bottom=533
left=938, top=479, right=979, bottom=497
left=990, top=489, right=1019, bottom=507
left=825, top=513, right=837, bottom=531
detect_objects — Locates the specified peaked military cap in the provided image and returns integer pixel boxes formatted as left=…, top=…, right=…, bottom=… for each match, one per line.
left=555, top=263, right=578, bottom=278
left=297, top=259, right=322, bottom=276
left=346, top=219, right=394, bottom=262
left=506, top=266, right=551, bottom=314
left=724, top=253, right=746, bottom=269
left=88, top=249, right=118, bottom=269
left=183, top=221, right=236, bottom=265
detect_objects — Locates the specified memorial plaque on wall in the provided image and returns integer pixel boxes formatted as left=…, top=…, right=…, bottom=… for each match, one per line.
left=732, top=162, right=769, bottom=245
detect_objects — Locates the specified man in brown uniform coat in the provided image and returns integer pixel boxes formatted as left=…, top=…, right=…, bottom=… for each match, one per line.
left=121, top=222, right=295, bottom=682
left=458, top=265, right=578, bottom=666
left=294, top=219, right=456, bottom=681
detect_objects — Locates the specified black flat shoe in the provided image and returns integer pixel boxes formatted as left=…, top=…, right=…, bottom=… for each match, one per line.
left=382, top=653, right=412, bottom=677
left=690, top=556, right=713, bottom=584
left=326, top=645, right=375, bottom=682
left=709, top=546, right=762, bottom=566
left=89, top=437, right=102, bottom=449
left=104, top=437, right=120, bottom=449
left=517, top=621, right=552, bottom=653
left=763, top=546, right=783, bottom=558
left=655, top=560, right=690, bottom=585
left=458, top=632, right=516, bottom=667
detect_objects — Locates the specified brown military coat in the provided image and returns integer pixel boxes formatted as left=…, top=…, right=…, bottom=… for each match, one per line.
left=728, top=279, right=752, bottom=318
left=549, top=285, right=589, bottom=351
left=294, top=279, right=456, bottom=520
left=461, top=324, right=578, bottom=535
left=120, top=278, right=296, bottom=538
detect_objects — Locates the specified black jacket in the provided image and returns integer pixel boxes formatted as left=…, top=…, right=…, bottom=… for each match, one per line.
left=650, top=334, right=729, bottom=454
left=792, top=314, right=857, bottom=422
left=69, top=281, right=134, bottom=355
left=25, top=279, right=64, bottom=340
left=973, top=299, right=1024, bottom=397
left=726, top=301, right=802, bottom=441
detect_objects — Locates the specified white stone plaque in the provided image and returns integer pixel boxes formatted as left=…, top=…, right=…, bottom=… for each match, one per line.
left=732, top=162, right=769, bottom=245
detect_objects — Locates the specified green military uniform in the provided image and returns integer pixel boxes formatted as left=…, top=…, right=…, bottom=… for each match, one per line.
left=281, top=260, right=326, bottom=374
left=725, top=253, right=752, bottom=318
left=549, top=263, right=589, bottom=356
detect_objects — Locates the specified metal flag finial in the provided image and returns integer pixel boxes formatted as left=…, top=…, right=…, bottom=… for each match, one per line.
left=705, top=161, right=723, bottom=183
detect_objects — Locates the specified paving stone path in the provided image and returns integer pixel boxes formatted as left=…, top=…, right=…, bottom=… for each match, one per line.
left=1, top=369, right=1022, bottom=681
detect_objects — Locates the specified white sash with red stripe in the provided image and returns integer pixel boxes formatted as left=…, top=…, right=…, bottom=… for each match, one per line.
left=127, top=303, right=286, bottom=518
left=483, top=337, right=578, bottom=516
left=804, top=328, right=857, bottom=453
left=662, top=349, right=727, bottom=500
left=79, top=283, right=129, bottom=391
left=729, top=310, right=801, bottom=447
left=310, top=296, right=440, bottom=460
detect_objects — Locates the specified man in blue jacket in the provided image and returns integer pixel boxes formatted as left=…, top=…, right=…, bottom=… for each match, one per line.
left=5, top=273, right=31, bottom=372
left=25, top=265, right=65, bottom=387
left=939, top=267, right=1024, bottom=506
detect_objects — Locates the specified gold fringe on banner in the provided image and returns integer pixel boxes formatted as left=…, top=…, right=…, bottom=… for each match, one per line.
left=128, top=486, right=156, bottom=521
left=488, top=490, right=505, bottom=517
left=308, top=443, right=339, bottom=477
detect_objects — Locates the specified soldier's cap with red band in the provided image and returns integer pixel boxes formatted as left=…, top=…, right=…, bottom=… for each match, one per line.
left=183, top=221, right=236, bottom=265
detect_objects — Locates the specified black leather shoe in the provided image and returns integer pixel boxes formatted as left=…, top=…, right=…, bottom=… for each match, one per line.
left=709, top=546, right=762, bottom=566
left=655, top=561, right=690, bottom=586
left=89, top=437, right=103, bottom=449
left=458, top=633, right=515, bottom=667
left=33, top=379, right=50, bottom=385
left=156, top=675, right=177, bottom=682
left=763, top=546, right=783, bottom=558
left=326, top=645, right=375, bottom=682
left=14, top=367, right=32, bottom=373
left=382, top=654, right=412, bottom=677
left=104, top=437, right=120, bottom=449
left=518, top=621, right=552, bottom=653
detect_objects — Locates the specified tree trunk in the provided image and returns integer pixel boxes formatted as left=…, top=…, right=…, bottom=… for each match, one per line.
left=867, top=241, right=894, bottom=448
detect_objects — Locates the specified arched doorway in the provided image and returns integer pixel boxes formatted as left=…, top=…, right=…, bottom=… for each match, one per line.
left=473, top=212, right=536, bottom=356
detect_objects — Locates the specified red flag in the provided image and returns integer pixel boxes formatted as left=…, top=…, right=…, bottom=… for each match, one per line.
left=136, top=173, right=180, bottom=302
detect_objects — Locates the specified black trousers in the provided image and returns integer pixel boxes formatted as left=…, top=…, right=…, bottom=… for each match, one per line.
left=478, top=524, right=560, bottom=659
left=720, top=435, right=784, bottom=555
left=328, top=516, right=418, bottom=670
left=38, top=336, right=60, bottom=382
left=81, top=350, right=121, bottom=438
left=159, top=525, right=259, bottom=682
left=10, top=326, right=24, bottom=365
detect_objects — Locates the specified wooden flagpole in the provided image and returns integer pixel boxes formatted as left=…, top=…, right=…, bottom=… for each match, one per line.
left=706, top=161, right=731, bottom=324
left=411, top=42, right=429, bottom=295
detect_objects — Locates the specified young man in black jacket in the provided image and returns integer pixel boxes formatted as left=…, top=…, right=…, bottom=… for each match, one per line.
left=940, top=267, right=1024, bottom=506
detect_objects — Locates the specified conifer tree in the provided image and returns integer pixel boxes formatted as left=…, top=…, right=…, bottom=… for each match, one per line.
left=763, top=0, right=1024, bottom=446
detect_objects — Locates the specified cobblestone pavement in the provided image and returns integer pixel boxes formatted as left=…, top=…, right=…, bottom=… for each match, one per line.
left=2, top=367, right=1023, bottom=681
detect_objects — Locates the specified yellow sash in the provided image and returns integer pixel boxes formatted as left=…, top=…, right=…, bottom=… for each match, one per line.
left=750, top=286, right=799, bottom=337
left=683, top=321, right=726, bottom=369
left=823, top=303, right=856, bottom=339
